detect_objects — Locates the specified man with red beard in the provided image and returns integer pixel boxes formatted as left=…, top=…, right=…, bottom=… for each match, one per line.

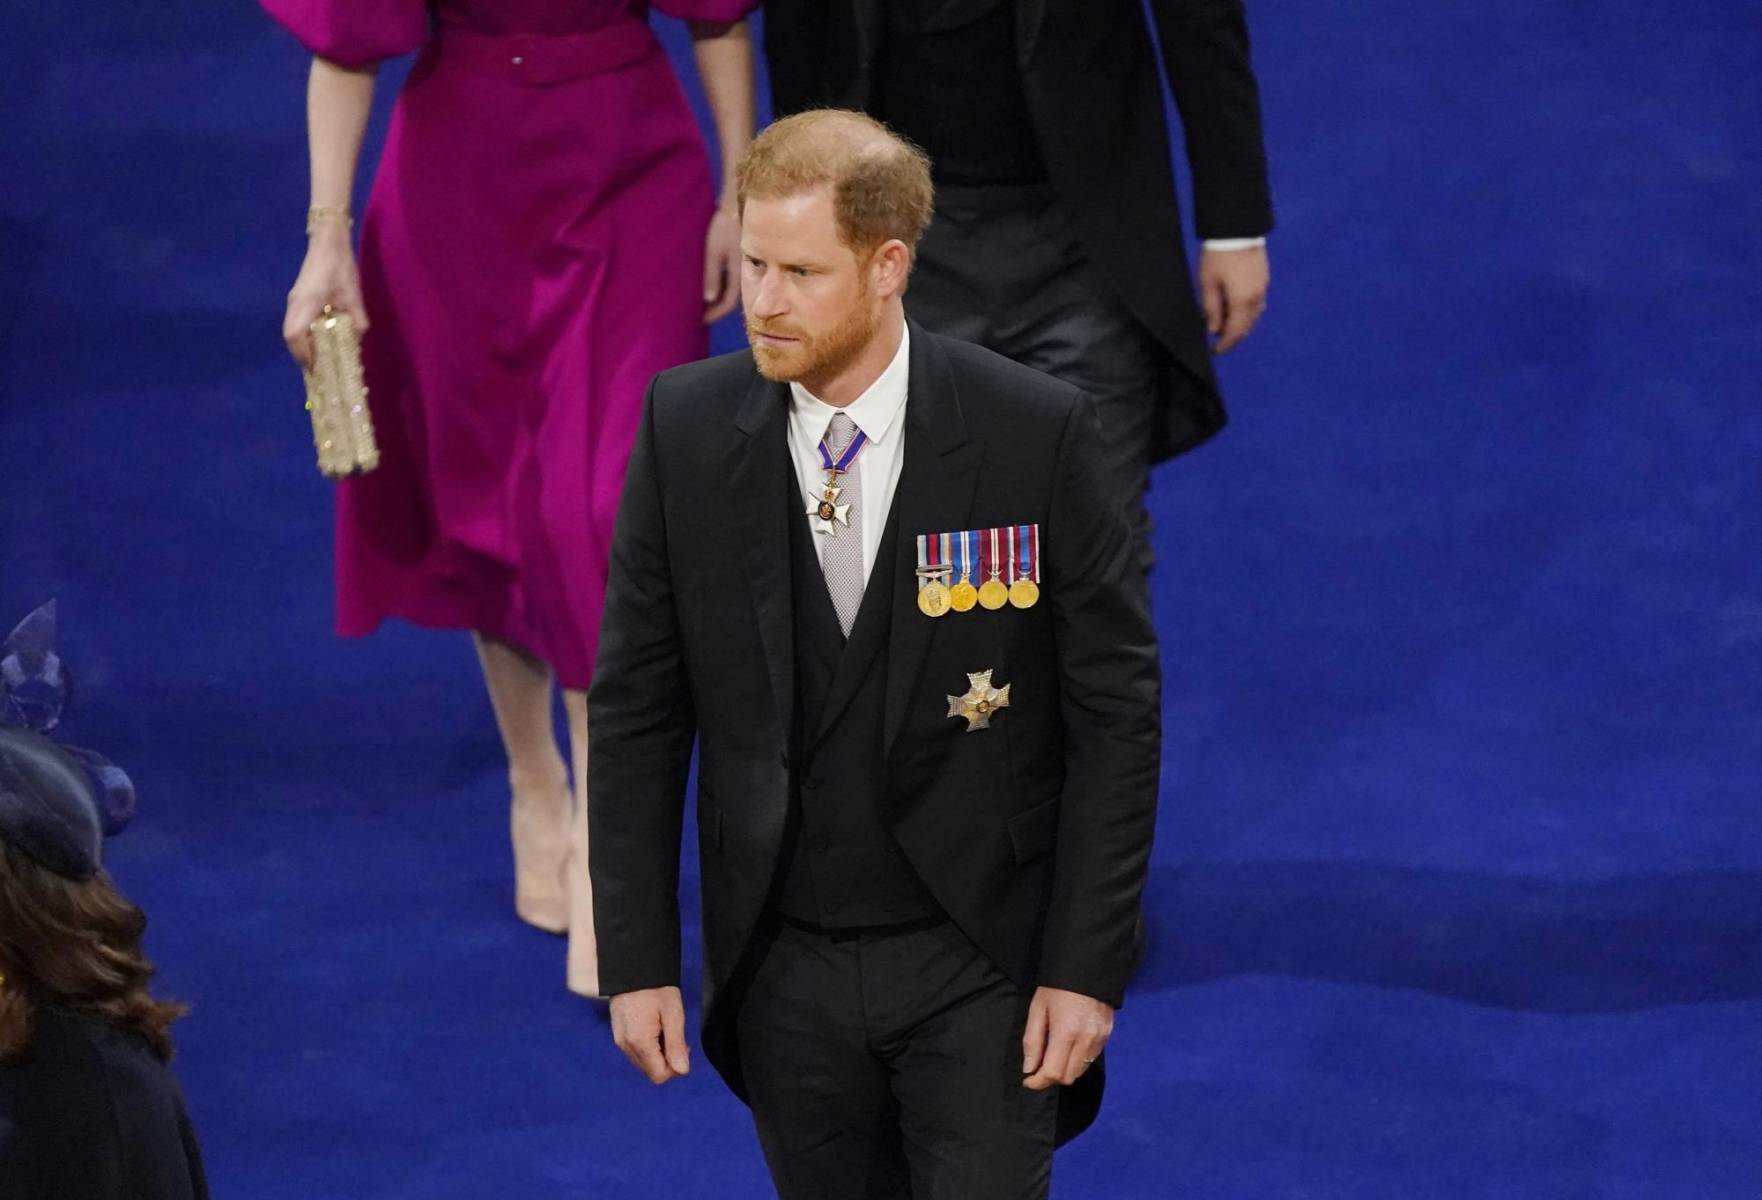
left=587, top=109, right=1161, bottom=1199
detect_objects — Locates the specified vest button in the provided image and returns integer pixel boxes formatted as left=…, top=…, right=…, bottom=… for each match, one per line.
left=810, top=836, right=830, bottom=854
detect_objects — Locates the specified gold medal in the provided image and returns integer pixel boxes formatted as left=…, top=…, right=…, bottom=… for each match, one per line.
left=978, top=527, right=1008, bottom=609
left=947, top=530, right=979, bottom=612
left=915, top=532, right=955, bottom=618
left=1001, top=524, right=1041, bottom=609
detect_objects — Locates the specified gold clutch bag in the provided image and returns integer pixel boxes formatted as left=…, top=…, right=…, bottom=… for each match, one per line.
left=302, top=306, right=380, bottom=479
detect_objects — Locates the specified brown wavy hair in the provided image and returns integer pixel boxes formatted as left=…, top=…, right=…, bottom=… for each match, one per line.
left=0, top=839, right=186, bottom=1062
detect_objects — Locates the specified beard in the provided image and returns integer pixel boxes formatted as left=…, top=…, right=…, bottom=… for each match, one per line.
left=747, top=289, right=879, bottom=391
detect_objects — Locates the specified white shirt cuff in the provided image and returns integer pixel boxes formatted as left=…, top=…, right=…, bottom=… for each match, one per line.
left=1201, top=237, right=1267, bottom=251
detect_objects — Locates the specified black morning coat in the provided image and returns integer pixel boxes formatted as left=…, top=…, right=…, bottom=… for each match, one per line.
left=586, top=325, right=1162, bottom=1144
left=762, top=0, right=1276, bottom=458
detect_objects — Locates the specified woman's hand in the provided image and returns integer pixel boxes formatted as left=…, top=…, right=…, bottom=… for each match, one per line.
left=283, top=224, right=370, bottom=370
left=689, top=16, right=754, bottom=325
left=702, top=201, right=743, bottom=324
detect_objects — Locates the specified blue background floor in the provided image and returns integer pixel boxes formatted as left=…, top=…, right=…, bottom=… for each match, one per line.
left=3, top=2, right=1760, bottom=1196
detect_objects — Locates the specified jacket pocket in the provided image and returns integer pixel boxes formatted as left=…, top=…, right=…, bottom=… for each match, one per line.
left=1006, top=797, right=1059, bottom=864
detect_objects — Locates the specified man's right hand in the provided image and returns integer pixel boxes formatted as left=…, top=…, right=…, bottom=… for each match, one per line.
left=610, top=986, right=691, bottom=1084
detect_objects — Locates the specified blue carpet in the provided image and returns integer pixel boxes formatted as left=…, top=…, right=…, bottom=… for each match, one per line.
left=3, top=1, right=1760, bottom=1196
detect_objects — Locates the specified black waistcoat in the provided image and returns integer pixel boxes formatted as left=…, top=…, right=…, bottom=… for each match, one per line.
left=772, top=467, right=943, bottom=927
left=875, top=0, right=1049, bottom=187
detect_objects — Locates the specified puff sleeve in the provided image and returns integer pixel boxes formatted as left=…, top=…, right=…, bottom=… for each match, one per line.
left=649, top=0, right=759, bottom=22
left=259, top=0, right=430, bottom=67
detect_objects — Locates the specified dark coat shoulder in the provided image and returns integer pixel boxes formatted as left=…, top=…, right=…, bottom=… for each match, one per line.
left=648, top=347, right=758, bottom=411
left=0, top=1006, right=209, bottom=1200
left=927, top=331, right=1087, bottom=422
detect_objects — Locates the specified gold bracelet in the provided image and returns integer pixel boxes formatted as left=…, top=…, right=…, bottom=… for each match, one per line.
left=306, top=205, right=353, bottom=235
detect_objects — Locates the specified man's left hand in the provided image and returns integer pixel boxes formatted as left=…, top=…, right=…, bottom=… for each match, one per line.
left=1021, top=986, right=1114, bottom=1090
left=1199, top=244, right=1270, bottom=354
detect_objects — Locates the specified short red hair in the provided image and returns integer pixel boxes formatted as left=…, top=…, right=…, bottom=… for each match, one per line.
left=736, top=109, right=935, bottom=257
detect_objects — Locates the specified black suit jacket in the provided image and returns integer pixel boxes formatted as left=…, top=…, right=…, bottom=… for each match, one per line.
left=762, top=0, right=1275, bottom=458
left=587, top=326, right=1161, bottom=1142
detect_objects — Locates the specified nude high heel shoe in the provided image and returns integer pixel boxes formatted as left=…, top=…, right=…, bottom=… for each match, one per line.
left=510, top=773, right=571, bottom=935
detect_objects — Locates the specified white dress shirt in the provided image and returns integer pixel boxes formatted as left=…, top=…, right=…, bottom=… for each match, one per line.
left=786, top=323, right=911, bottom=589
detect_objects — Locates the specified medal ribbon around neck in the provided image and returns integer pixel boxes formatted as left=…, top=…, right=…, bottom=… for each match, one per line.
left=807, top=425, right=869, bottom=536
left=816, top=426, right=868, bottom=477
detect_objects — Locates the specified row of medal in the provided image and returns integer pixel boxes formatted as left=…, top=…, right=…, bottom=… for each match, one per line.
left=916, top=525, right=1042, bottom=618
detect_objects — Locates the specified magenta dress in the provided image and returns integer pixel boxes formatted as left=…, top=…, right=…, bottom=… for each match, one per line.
left=263, top=0, right=752, bottom=688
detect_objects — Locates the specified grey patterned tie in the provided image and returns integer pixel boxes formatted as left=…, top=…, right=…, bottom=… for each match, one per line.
left=819, top=412, right=865, bottom=637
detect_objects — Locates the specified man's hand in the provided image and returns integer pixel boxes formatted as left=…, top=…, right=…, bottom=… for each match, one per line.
left=1198, top=244, right=1270, bottom=354
left=610, top=986, right=691, bottom=1085
left=1021, top=986, right=1114, bottom=1090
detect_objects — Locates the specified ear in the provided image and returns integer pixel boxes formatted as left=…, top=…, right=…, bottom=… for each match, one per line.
left=870, top=239, right=913, bottom=301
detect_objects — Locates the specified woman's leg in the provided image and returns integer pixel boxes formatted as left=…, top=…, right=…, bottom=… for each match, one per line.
left=563, top=688, right=600, bottom=997
left=474, top=633, right=571, bottom=934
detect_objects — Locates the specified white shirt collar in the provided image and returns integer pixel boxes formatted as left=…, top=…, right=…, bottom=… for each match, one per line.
left=788, top=322, right=911, bottom=448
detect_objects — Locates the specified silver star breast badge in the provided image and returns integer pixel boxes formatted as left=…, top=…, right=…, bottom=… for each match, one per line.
left=947, top=669, right=1012, bottom=732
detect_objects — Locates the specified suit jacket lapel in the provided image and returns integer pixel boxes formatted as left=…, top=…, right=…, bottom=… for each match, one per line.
left=884, top=326, right=984, bottom=758
left=732, top=372, right=796, bottom=748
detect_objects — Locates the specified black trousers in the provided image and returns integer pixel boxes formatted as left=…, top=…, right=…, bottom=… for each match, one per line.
left=906, top=183, right=1163, bottom=571
left=734, top=916, right=1058, bottom=1200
